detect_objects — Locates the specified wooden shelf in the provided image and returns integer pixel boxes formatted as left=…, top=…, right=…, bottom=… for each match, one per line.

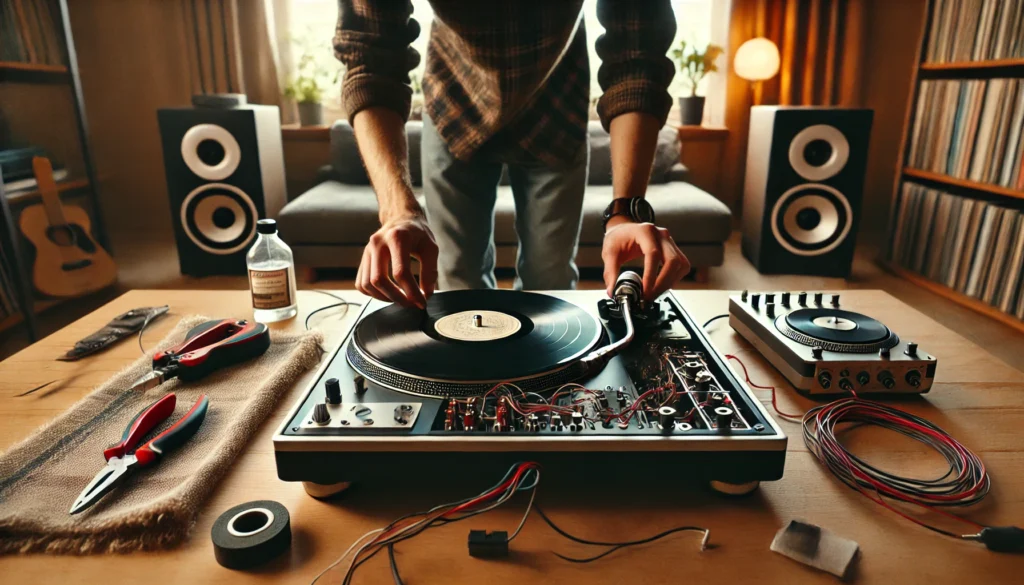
left=902, top=168, right=1024, bottom=201
left=884, top=262, right=1024, bottom=334
left=282, top=124, right=331, bottom=141
left=920, top=58, right=1024, bottom=71
left=0, top=299, right=63, bottom=336
left=4, top=178, right=91, bottom=205
left=677, top=125, right=729, bottom=142
left=0, top=61, right=69, bottom=83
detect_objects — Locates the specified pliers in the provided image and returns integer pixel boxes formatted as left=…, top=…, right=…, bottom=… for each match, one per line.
left=70, top=393, right=209, bottom=514
left=129, top=318, right=271, bottom=392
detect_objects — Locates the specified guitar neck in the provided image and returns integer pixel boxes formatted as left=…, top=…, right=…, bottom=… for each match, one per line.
left=32, top=156, right=69, bottom=227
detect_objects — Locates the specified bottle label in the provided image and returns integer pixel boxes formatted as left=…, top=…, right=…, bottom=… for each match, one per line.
left=249, top=268, right=292, bottom=309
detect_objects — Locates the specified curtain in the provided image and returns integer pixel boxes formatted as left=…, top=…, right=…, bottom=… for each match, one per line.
left=178, top=0, right=290, bottom=120
left=721, top=0, right=867, bottom=213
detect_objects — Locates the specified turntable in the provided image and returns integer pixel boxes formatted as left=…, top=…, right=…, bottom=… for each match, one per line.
left=274, top=274, right=787, bottom=497
left=728, top=290, right=936, bottom=394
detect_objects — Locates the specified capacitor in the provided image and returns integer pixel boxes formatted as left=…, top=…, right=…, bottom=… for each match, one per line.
left=312, top=403, right=330, bottom=425
left=694, top=370, right=713, bottom=401
left=444, top=404, right=456, bottom=431
left=714, top=406, right=734, bottom=429
left=684, top=360, right=703, bottom=378
left=657, top=406, right=677, bottom=432
left=324, top=378, right=342, bottom=405
left=463, top=402, right=477, bottom=431
left=495, top=401, right=510, bottom=432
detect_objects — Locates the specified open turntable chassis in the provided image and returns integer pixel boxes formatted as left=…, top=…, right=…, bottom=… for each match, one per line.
left=274, top=291, right=787, bottom=489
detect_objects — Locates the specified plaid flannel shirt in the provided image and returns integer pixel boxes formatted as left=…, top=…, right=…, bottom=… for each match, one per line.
left=334, top=0, right=676, bottom=168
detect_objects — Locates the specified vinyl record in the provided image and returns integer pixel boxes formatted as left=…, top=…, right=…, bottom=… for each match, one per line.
left=347, top=290, right=603, bottom=396
left=776, top=308, right=899, bottom=353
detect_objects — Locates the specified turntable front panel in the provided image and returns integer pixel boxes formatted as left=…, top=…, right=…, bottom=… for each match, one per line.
left=274, top=291, right=787, bottom=487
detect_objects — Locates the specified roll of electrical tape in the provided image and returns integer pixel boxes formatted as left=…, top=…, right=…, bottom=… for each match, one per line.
left=212, top=500, right=291, bottom=570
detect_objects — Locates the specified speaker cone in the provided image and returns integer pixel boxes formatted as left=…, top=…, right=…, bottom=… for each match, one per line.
left=770, top=183, right=852, bottom=257
left=180, top=123, right=241, bottom=181
left=180, top=183, right=258, bottom=255
left=788, top=124, right=849, bottom=181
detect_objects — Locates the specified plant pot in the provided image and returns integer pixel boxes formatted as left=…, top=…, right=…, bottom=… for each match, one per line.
left=678, top=96, right=705, bottom=126
left=297, top=102, right=323, bottom=127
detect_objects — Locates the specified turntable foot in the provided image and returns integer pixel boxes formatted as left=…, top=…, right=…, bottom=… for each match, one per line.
left=302, top=480, right=352, bottom=499
left=709, top=480, right=760, bottom=496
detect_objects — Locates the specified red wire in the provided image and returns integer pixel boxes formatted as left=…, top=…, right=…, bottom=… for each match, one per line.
left=725, top=354, right=803, bottom=421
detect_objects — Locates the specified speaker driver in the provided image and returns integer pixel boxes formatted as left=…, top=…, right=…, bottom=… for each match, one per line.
left=771, top=183, right=852, bottom=257
left=181, top=123, right=242, bottom=181
left=180, top=183, right=258, bottom=255
left=788, top=124, right=849, bottom=181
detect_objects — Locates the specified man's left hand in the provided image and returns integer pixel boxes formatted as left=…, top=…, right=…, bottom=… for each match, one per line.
left=602, top=220, right=691, bottom=301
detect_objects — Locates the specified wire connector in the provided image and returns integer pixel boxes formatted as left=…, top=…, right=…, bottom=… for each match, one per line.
left=964, top=526, right=1024, bottom=553
left=468, top=530, right=509, bottom=558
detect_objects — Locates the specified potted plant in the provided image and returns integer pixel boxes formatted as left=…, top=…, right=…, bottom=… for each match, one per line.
left=284, top=52, right=341, bottom=127
left=670, top=40, right=724, bottom=126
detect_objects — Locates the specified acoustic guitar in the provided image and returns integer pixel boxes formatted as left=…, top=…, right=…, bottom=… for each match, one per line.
left=18, top=157, right=117, bottom=298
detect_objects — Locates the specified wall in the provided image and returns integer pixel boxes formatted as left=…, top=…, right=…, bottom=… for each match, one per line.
left=860, top=0, right=928, bottom=248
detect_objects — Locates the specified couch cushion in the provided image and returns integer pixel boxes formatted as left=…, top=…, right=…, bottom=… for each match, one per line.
left=280, top=180, right=731, bottom=248
left=329, top=121, right=424, bottom=186
left=586, top=121, right=680, bottom=185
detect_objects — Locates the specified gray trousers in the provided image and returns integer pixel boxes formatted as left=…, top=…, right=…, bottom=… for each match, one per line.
left=421, top=115, right=589, bottom=291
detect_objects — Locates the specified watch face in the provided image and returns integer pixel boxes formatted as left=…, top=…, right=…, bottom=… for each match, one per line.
left=631, top=198, right=655, bottom=224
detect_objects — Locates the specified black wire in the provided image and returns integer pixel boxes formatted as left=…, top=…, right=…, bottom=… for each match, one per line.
left=388, top=544, right=404, bottom=585
left=138, top=312, right=156, bottom=355
left=702, top=314, right=728, bottom=329
left=534, top=505, right=704, bottom=548
left=304, top=301, right=361, bottom=330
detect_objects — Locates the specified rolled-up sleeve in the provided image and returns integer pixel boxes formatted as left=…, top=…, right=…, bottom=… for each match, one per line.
left=594, top=0, right=677, bottom=130
left=333, top=0, right=421, bottom=123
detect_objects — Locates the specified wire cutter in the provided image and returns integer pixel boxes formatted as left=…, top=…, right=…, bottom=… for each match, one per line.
left=70, top=393, right=209, bottom=514
left=128, top=318, right=271, bottom=392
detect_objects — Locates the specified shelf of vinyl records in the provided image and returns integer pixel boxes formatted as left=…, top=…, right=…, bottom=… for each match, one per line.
left=919, top=58, right=1024, bottom=72
left=902, top=168, right=1024, bottom=201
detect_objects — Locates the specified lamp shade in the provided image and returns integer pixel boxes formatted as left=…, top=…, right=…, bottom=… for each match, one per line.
left=734, top=37, right=780, bottom=81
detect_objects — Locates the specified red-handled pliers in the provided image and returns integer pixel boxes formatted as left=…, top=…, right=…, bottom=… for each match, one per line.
left=69, top=393, right=209, bottom=515
left=128, top=318, right=270, bottom=392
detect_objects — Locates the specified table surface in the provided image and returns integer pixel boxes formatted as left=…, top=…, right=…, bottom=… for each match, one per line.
left=1, top=289, right=1021, bottom=584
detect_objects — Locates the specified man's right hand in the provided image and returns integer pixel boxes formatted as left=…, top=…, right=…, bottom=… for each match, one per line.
left=356, top=212, right=439, bottom=309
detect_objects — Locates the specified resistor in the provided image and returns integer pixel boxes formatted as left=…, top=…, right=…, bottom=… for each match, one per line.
left=444, top=403, right=456, bottom=431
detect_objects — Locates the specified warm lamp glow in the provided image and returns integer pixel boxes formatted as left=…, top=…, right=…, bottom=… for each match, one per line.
left=734, top=37, right=780, bottom=82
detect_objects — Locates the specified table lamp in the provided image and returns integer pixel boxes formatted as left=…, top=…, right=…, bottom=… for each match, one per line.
left=734, top=37, right=780, bottom=105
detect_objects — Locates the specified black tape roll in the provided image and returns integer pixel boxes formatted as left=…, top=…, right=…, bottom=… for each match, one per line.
left=212, top=500, right=291, bottom=570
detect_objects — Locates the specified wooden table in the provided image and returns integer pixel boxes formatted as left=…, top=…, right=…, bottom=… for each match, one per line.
left=1, top=289, right=1021, bottom=584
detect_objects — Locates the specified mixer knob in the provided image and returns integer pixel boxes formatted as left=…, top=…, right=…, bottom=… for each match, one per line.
left=798, top=292, right=808, bottom=306
left=765, top=303, right=776, bottom=318
left=657, top=406, right=677, bottom=433
left=813, top=292, right=823, bottom=305
left=751, top=293, right=760, bottom=309
left=325, top=378, right=342, bottom=405
left=812, top=346, right=823, bottom=359
left=831, top=294, right=840, bottom=307
left=714, top=406, right=734, bottom=429
left=765, top=293, right=776, bottom=304
left=879, top=371, right=896, bottom=389
left=905, top=370, right=921, bottom=387
left=741, top=290, right=749, bottom=301
left=354, top=374, right=367, bottom=395
left=312, top=403, right=331, bottom=425
left=880, top=347, right=890, bottom=359
left=906, top=342, right=918, bottom=356
left=781, top=292, right=791, bottom=307
left=817, top=371, right=832, bottom=389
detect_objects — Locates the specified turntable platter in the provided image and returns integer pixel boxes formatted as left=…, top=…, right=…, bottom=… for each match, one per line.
left=777, top=308, right=900, bottom=353
left=346, top=290, right=603, bottom=396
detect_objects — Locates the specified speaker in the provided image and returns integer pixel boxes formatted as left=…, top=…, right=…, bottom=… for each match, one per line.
left=741, top=106, right=872, bottom=276
left=157, top=104, right=286, bottom=276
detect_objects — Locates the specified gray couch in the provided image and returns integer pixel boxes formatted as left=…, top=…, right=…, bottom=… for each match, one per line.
left=278, top=121, right=731, bottom=277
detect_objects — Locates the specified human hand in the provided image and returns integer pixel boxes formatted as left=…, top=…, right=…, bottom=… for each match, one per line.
left=601, top=220, right=691, bottom=301
left=356, top=212, right=438, bottom=308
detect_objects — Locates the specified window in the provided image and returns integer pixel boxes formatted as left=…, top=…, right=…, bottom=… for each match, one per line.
left=283, top=0, right=729, bottom=126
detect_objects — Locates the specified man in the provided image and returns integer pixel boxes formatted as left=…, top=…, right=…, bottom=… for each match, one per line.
left=334, top=1, right=690, bottom=309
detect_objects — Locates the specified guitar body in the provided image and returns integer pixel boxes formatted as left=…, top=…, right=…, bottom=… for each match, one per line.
left=18, top=174, right=117, bottom=298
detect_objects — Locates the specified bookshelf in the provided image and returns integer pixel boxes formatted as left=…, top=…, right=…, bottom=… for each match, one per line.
left=885, top=0, right=1024, bottom=329
left=0, top=0, right=106, bottom=342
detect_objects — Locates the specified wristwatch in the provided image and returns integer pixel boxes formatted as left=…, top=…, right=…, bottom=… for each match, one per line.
left=602, top=197, right=655, bottom=230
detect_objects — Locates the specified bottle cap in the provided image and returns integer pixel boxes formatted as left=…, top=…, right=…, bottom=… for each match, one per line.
left=256, top=219, right=277, bottom=234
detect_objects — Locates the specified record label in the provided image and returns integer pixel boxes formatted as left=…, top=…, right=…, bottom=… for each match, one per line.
left=433, top=310, right=522, bottom=341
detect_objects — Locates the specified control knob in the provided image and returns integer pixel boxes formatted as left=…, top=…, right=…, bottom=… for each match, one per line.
left=325, top=377, right=342, bottom=405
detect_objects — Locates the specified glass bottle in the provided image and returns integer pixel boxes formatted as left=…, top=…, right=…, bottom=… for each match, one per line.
left=246, top=219, right=298, bottom=322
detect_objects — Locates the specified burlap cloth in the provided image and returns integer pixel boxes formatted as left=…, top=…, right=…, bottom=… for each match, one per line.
left=0, top=316, right=323, bottom=554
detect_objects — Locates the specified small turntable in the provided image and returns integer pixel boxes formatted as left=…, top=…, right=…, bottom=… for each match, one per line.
left=728, top=291, right=936, bottom=395
left=274, top=274, right=787, bottom=496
